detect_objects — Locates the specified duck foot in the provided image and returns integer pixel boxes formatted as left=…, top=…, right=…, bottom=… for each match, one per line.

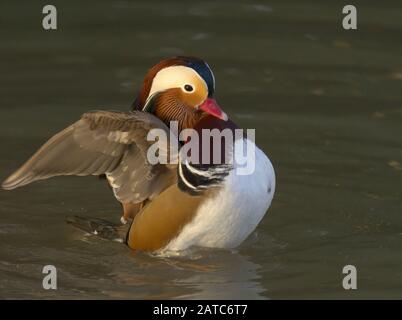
left=66, top=215, right=130, bottom=243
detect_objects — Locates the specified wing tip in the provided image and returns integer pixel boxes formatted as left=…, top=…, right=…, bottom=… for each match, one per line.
left=1, top=170, right=33, bottom=191
left=2, top=176, right=17, bottom=190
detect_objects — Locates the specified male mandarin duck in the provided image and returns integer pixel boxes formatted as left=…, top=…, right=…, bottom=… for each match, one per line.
left=2, top=56, right=275, bottom=253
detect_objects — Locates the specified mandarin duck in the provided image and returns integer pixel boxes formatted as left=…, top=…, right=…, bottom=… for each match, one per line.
left=2, top=56, right=275, bottom=253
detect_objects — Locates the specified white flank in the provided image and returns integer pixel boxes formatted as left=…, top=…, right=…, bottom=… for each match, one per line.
left=163, top=139, right=275, bottom=251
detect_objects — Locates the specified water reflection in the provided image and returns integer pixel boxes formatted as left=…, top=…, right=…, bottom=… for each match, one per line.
left=103, top=248, right=267, bottom=299
left=165, top=250, right=266, bottom=299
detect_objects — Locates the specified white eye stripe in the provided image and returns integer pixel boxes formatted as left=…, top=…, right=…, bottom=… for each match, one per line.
left=147, top=66, right=208, bottom=99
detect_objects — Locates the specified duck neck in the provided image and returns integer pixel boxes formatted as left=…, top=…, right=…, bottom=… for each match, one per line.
left=155, top=102, right=205, bottom=132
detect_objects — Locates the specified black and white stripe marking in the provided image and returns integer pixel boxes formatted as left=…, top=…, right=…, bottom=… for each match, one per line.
left=177, top=159, right=232, bottom=195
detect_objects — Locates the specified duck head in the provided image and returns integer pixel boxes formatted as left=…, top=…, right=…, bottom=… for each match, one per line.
left=132, top=56, right=228, bottom=130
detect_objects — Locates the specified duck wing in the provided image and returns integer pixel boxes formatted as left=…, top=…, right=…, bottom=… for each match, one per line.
left=2, top=110, right=177, bottom=204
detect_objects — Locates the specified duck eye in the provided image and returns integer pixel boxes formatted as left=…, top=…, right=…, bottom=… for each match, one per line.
left=184, top=84, right=194, bottom=92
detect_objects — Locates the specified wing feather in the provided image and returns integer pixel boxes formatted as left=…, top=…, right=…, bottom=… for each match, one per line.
left=2, top=110, right=177, bottom=203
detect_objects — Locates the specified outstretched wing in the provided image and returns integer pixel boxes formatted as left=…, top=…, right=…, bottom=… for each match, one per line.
left=2, top=110, right=177, bottom=204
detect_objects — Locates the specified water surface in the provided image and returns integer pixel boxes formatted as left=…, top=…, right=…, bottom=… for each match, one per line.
left=0, top=0, right=401, bottom=299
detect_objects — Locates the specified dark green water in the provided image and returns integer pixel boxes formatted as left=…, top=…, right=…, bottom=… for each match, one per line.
left=0, top=1, right=401, bottom=299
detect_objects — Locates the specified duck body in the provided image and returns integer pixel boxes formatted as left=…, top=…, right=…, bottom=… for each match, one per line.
left=127, top=116, right=275, bottom=252
left=2, top=56, right=276, bottom=253
left=164, top=140, right=275, bottom=252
